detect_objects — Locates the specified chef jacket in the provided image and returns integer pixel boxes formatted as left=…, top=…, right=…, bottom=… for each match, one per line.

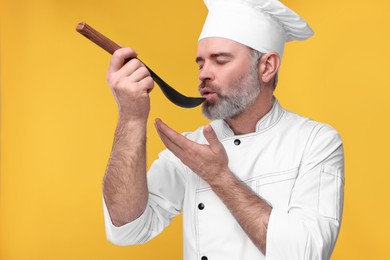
left=103, top=99, right=344, bottom=260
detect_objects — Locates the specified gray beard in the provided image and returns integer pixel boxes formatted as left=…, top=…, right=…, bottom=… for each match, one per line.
left=201, top=65, right=261, bottom=120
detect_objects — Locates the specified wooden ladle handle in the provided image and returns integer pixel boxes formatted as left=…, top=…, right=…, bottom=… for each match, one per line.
left=75, top=22, right=206, bottom=108
left=76, top=22, right=121, bottom=55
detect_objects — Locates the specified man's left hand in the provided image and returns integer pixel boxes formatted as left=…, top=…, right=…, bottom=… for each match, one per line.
left=154, top=118, right=229, bottom=183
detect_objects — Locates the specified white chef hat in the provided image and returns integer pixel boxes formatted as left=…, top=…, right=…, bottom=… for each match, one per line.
left=198, top=0, right=314, bottom=59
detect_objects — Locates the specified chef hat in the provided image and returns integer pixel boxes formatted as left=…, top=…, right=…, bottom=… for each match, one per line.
left=198, top=0, right=314, bottom=59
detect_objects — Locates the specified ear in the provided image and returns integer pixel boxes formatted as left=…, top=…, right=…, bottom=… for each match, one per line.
left=258, top=52, right=281, bottom=86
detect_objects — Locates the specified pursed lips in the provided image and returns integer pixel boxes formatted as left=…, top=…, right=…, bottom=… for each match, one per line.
left=199, top=88, right=217, bottom=100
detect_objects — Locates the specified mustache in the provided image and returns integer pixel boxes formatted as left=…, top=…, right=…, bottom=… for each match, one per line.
left=198, top=81, right=221, bottom=92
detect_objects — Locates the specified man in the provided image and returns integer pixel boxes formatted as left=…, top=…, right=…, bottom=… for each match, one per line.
left=102, top=0, right=344, bottom=259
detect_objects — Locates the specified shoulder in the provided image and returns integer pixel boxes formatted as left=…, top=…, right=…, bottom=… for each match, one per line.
left=281, top=109, right=343, bottom=163
left=281, top=108, right=342, bottom=141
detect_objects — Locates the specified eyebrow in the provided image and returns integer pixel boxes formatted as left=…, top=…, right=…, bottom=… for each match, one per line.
left=195, top=52, right=234, bottom=63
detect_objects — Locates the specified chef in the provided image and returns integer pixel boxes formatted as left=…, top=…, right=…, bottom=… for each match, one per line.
left=102, top=0, right=345, bottom=259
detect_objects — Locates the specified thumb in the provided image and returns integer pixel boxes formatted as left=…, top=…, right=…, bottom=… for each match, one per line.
left=203, top=125, right=220, bottom=146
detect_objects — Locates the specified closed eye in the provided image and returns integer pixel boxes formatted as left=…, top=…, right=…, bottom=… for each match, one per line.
left=212, top=52, right=233, bottom=66
left=195, top=57, right=204, bottom=70
left=215, top=59, right=229, bottom=65
left=195, top=52, right=233, bottom=69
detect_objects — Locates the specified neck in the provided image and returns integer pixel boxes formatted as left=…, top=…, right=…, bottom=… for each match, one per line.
left=225, top=90, right=275, bottom=135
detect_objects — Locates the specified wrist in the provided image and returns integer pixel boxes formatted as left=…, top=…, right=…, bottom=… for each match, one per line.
left=208, top=168, right=236, bottom=189
left=115, top=115, right=148, bottom=142
left=118, top=113, right=148, bottom=126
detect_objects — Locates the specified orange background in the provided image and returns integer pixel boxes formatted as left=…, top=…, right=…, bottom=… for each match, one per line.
left=1, top=0, right=389, bottom=259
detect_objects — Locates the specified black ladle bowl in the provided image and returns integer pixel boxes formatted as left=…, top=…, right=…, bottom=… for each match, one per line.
left=76, top=22, right=205, bottom=108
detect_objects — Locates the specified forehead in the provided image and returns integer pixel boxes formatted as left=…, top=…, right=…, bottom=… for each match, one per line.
left=197, top=37, right=251, bottom=57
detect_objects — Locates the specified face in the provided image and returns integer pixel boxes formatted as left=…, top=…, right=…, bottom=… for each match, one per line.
left=196, top=37, right=262, bottom=120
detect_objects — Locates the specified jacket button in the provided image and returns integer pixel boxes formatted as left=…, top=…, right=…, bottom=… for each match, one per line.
left=201, top=256, right=208, bottom=260
left=198, top=203, right=205, bottom=210
left=234, top=139, right=241, bottom=145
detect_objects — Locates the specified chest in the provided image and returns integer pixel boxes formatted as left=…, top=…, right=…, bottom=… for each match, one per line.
left=196, top=131, right=306, bottom=207
left=182, top=132, right=307, bottom=259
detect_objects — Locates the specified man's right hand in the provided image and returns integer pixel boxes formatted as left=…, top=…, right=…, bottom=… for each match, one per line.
left=106, top=48, right=154, bottom=122
left=103, top=49, right=151, bottom=227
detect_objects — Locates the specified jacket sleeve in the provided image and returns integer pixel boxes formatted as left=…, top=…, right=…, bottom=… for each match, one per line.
left=103, top=149, right=188, bottom=245
left=266, top=124, right=345, bottom=259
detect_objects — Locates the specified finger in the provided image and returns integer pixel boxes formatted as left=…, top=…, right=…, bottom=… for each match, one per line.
left=154, top=119, right=185, bottom=155
left=113, top=58, right=144, bottom=81
left=128, top=65, right=151, bottom=83
left=108, top=58, right=153, bottom=94
left=154, top=118, right=194, bottom=149
left=203, top=124, right=220, bottom=146
left=138, top=75, right=154, bottom=94
left=107, top=48, right=138, bottom=75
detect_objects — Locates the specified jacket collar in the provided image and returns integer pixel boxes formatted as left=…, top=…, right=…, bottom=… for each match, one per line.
left=211, top=98, right=284, bottom=139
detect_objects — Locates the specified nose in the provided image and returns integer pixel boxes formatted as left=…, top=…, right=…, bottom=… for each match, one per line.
left=198, top=62, right=214, bottom=82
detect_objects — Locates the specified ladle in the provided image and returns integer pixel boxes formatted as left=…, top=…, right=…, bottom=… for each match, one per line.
left=76, top=22, right=205, bottom=108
